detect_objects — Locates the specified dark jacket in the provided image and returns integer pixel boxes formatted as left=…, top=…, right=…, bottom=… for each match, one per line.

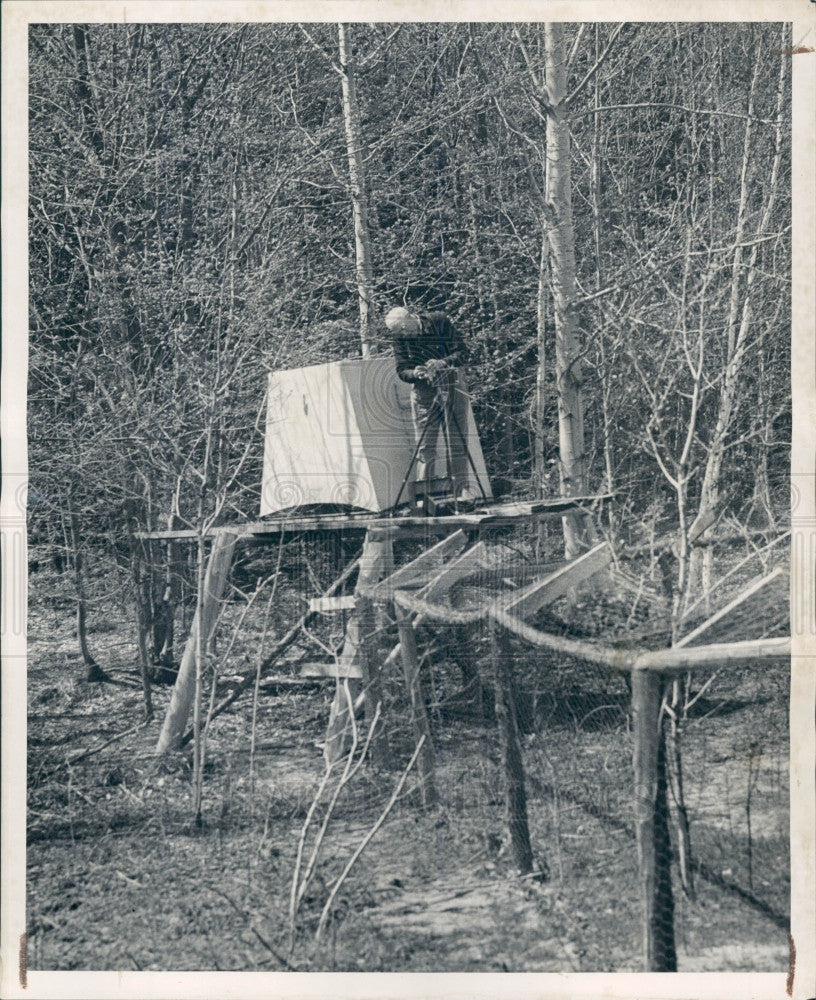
left=392, top=312, right=468, bottom=384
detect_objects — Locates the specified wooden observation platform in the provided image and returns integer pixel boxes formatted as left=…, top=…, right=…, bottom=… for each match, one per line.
left=136, top=495, right=605, bottom=541
left=138, top=351, right=611, bottom=764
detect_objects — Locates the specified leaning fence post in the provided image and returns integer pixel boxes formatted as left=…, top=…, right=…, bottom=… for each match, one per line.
left=631, top=666, right=677, bottom=971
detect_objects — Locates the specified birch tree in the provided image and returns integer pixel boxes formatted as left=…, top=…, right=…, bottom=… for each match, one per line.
left=542, top=23, right=590, bottom=557
left=338, top=23, right=376, bottom=357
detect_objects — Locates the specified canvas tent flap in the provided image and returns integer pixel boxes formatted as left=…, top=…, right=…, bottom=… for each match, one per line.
left=261, top=357, right=492, bottom=516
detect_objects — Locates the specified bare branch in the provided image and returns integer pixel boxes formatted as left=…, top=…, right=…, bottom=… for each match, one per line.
left=565, top=23, right=626, bottom=109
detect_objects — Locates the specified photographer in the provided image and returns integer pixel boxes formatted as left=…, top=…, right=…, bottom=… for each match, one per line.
left=385, top=306, right=477, bottom=511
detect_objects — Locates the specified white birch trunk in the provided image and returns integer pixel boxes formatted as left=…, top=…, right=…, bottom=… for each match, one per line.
left=339, top=24, right=375, bottom=358
left=534, top=234, right=549, bottom=493
left=544, top=23, right=589, bottom=558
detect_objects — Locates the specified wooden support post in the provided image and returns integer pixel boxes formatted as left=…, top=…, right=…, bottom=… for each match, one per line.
left=356, top=590, right=391, bottom=767
left=148, top=537, right=165, bottom=664
left=394, top=600, right=437, bottom=807
left=135, top=542, right=155, bottom=675
left=155, top=531, right=238, bottom=755
left=489, top=620, right=534, bottom=875
left=454, top=620, right=494, bottom=722
left=158, top=522, right=177, bottom=672
left=631, top=668, right=677, bottom=972
left=324, top=532, right=392, bottom=766
left=380, top=611, right=427, bottom=674
left=130, top=544, right=154, bottom=720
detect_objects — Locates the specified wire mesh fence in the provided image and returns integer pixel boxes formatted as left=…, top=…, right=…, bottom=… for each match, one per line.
left=393, top=533, right=792, bottom=970
left=27, top=523, right=789, bottom=971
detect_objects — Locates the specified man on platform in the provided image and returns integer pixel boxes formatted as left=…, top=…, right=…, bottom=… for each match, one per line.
left=385, top=306, right=478, bottom=511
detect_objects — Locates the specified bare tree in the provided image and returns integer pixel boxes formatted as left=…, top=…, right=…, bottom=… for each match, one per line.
left=338, top=23, right=376, bottom=356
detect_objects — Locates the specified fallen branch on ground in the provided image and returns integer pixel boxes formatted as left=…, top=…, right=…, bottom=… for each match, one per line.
left=315, top=734, right=427, bottom=942
left=290, top=701, right=382, bottom=949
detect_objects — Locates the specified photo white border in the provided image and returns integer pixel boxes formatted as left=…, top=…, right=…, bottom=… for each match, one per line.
left=3, top=2, right=814, bottom=998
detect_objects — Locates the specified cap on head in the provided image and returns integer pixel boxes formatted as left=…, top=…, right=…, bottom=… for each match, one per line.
left=385, top=306, right=420, bottom=336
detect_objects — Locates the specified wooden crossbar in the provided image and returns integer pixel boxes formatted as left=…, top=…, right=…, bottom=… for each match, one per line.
left=299, top=661, right=363, bottom=680
left=359, top=530, right=468, bottom=596
left=500, top=542, right=612, bottom=619
left=416, top=541, right=491, bottom=602
left=675, top=566, right=787, bottom=648
left=389, top=544, right=610, bottom=629
left=632, top=636, right=790, bottom=672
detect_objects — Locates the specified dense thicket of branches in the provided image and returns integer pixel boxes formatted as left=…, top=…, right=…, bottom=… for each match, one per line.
left=28, top=22, right=791, bottom=594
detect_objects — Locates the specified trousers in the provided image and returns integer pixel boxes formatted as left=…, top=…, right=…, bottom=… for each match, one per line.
left=409, top=371, right=471, bottom=498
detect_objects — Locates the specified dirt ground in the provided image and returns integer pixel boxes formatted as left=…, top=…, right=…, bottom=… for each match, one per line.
left=26, top=561, right=790, bottom=973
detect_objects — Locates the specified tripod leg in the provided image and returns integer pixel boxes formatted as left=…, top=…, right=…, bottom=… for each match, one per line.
left=439, top=381, right=456, bottom=502
left=416, top=381, right=447, bottom=512
left=447, top=390, right=489, bottom=502
left=394, top=412, right=434, bottom=510
left=395, top=384, right=440, bottom=512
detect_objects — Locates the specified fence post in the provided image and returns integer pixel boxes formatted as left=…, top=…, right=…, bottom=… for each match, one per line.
left=130, top=542, right=154, bottom=720
left=490, top=619, right=534, bottom=874
left=631, top=667, right=677, bottom=971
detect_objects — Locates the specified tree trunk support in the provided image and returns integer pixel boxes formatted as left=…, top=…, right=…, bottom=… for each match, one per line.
left=631, top=667, right=677, bottom=971
left=155, top=531, right=237, bottom=756
left=324, top=532, right=392, bottom=766
left=489, top=620, right=534, bottom=874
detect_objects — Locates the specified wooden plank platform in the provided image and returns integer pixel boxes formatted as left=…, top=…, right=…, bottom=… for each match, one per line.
left=133, top=495, right=613, bottom=541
